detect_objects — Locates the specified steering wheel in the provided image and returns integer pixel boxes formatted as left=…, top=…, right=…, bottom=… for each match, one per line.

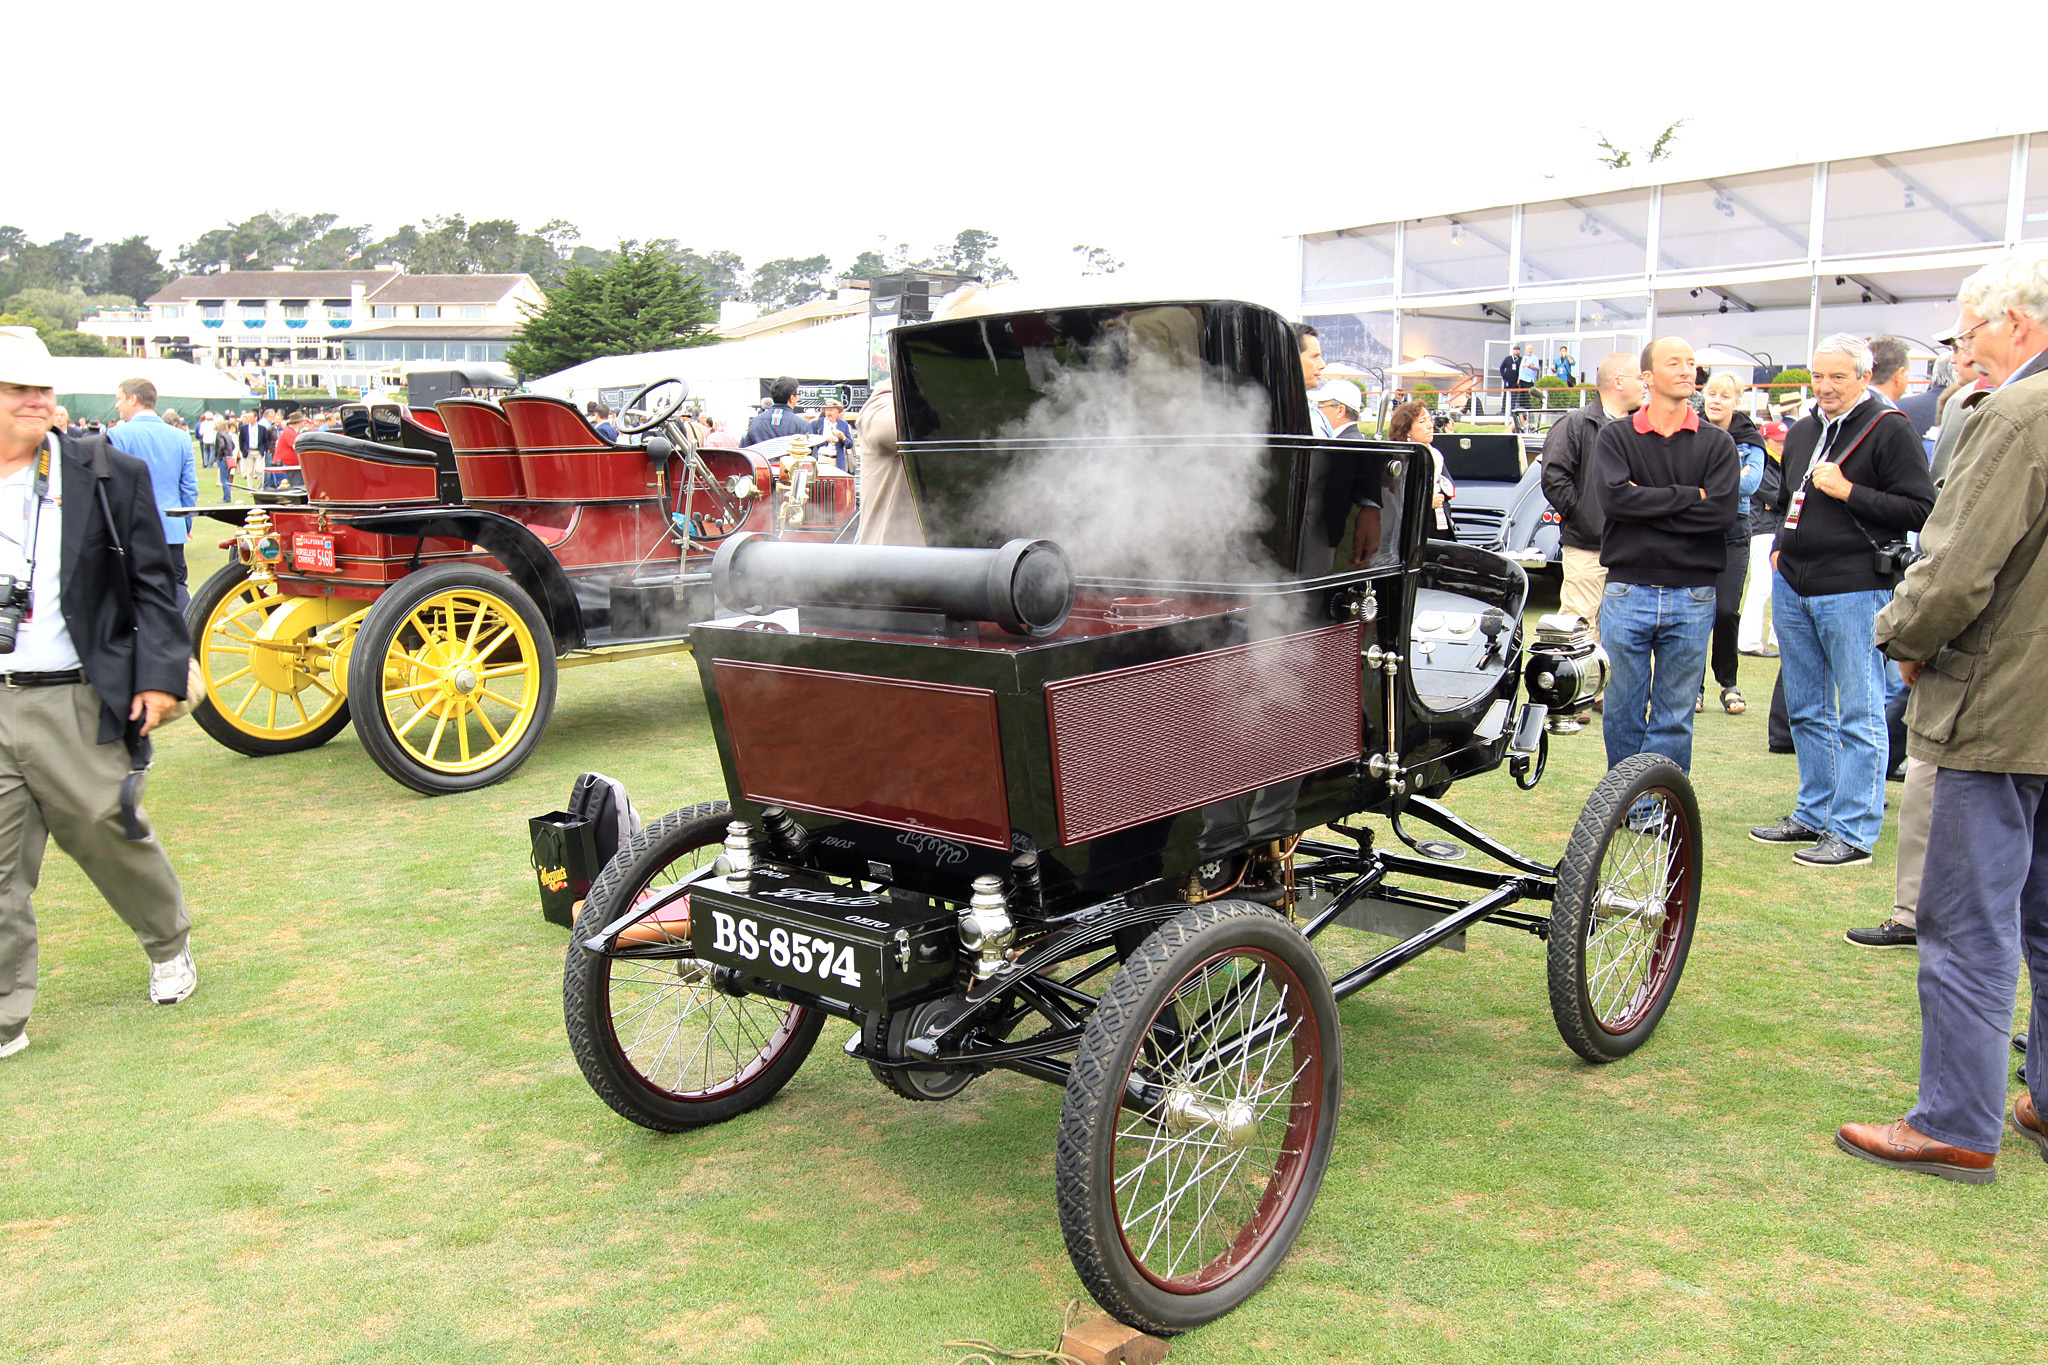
left=617, top=378, right=690, bottom=435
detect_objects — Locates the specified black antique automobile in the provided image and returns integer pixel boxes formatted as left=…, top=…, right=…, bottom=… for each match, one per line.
left=563, top=300, right=1698, bottom=1336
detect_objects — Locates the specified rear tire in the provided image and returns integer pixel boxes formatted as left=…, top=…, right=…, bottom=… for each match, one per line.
left=187, top=563, right=355, bottom=756
left=564, top=803, right=824, bottom=1130
left=1056, top=901, right=1341, bottom=1335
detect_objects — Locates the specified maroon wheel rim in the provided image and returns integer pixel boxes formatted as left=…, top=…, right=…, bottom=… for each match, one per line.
left=1108, top=946, right=1324, bottom=1294
left=1590, top=786, right=1693, bottom=1035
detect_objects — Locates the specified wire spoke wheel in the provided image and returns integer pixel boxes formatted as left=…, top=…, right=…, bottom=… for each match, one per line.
left=187, top=563, right=356, bottom=754
left=1057, top=901, right=1340, bottom=1336
left=564, top=803, right=823, bottom=1130
left=1548, top=752, right=1702, bottom=1062
left=347, top=564, right=557, bottom=794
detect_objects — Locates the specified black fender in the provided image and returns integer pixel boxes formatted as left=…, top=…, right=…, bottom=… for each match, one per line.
left=333, top=508, right=584, bottom=653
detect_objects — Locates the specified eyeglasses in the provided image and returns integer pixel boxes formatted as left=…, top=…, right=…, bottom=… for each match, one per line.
left=1944, top=316, right=1996, bottom=349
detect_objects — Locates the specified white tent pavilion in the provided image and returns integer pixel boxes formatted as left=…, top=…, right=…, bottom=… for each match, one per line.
left=1386, top=355, right=1468, bottom=379
left=530, top=316, right=870, bottom=425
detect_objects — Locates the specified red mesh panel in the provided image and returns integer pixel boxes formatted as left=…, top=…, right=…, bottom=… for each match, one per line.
left=1046, top=623, right=1362, bottom=844
left=714, top=661, right=1011, bottom=849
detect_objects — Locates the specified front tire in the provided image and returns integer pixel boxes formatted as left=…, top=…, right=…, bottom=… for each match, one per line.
left=1056, top=901, right=1341, bottom=1336
left=1547, top=753, right=1702, bottom=1062
left=564, top=803, right=825, bottom=1131
left=187, top=563, right=357, bottom=755
left=346, top=563, right=556, bottom=795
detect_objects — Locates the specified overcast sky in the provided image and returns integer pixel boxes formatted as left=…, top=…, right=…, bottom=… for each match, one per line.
left=19, top=2, right=2048, bottom=310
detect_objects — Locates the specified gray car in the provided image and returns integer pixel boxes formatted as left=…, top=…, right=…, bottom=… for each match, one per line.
left=1432, top=431, right=1561, bottom=581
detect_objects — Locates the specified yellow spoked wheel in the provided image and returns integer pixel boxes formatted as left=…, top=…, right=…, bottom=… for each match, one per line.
left=347, top=564, right=558, bottom=795
left=186, top=564, right=360, bottom=756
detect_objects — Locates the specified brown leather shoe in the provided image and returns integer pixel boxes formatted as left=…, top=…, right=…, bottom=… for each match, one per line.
left=1835, top=1120, right=1996, bottom=1184
left=2014, top=1094, right=2048, bottom=1163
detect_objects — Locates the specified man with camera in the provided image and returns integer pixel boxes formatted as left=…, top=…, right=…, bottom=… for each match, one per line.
left=0, top=332, right=194, bottom=1062
left=1836, top=250, right=2048, bottom=1183
left=1748, top=334, right=1933, bottom=868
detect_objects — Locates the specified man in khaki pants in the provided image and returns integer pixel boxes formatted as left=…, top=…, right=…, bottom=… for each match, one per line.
left=0, top=333, right=194, bottom=1061
left=1541, top=353, right=1645, bottom=636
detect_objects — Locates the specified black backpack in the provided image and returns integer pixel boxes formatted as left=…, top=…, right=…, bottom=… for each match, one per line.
left=566, top=772, right=642, bottom=870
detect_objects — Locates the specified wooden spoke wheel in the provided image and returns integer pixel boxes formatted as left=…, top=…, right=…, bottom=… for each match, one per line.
left=187, top=563, right=358, bottom=756
left=1057, top=901, right=1342, bottom=1336
left=1547, top=752, right=1702, bottom=1063
left=563, top=803, right=824, bottom=1130
left=346, top=564, right=557, bottom=795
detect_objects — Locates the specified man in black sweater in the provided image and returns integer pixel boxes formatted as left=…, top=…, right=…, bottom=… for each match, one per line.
left=1749, top=334, right=1935, bottom=868
left=1594, top=337, right=1742, bottom=774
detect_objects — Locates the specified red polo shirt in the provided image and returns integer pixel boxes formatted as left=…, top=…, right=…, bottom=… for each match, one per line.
left=1633, top=402, right=1700, bottom=438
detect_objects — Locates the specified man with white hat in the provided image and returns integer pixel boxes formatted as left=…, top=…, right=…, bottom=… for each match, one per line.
left=1309, top=378, right=1363, bottom=439
left=0, top=331, right=195, bottom=1062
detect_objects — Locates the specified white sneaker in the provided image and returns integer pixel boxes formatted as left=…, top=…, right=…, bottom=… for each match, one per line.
left=149, top=950, right=197, bottom=1004
left=0, top=1032, right=26, bottom=1059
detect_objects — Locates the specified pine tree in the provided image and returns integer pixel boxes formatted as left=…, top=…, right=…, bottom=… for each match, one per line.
left=505, top=242, right=716, bottom=378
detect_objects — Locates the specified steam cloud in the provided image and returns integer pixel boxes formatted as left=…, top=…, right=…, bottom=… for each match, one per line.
left=975, top=306, right=1282, bottom=586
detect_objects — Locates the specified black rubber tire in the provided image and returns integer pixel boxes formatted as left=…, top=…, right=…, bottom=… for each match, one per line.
left=346, top=563, right=557, bottom=795
left=1056, top=901, right=1341, bottom=1336
left=1547, top=752, right=1702, bottom=1063
left=186, top=562, right=354, bottom=756
left=564, top=803, right=824, bottom=1131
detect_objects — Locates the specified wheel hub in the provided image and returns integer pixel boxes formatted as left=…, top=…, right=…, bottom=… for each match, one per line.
left=1160, top=1085, right=1261, bottom=1150
left=1596, top=889, right=1665, bottom=926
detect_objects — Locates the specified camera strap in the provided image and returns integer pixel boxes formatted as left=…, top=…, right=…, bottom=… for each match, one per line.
left=10, top=440, right=54, bottom=602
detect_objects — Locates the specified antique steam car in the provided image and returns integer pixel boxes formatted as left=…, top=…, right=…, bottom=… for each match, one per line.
left=181, top=383, right=853, bottom=793
left=563, top=300, right=1699, bottom=1335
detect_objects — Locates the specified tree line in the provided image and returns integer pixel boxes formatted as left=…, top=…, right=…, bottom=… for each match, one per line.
left=4, top=213, right=1124, bottom=376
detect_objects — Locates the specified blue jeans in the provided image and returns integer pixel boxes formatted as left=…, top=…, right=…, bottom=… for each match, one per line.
left=1774, top=578, right=1888, bottom=851
left=1905, top=768, right=2048, bottom=1154
left=1599, top=582, right=1715, bottom=772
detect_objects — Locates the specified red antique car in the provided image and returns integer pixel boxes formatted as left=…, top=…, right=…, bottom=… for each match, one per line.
left=183, top=380, right=855, bottom=794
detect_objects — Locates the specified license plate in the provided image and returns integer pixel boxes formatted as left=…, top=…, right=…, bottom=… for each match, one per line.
left=293, top=533, right=336, bottom=572
left=700, top=906, right=872, bottom=994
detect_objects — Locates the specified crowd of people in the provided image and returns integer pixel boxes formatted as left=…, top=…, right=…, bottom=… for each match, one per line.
left=1314, top=251, right=2048, bottom=1186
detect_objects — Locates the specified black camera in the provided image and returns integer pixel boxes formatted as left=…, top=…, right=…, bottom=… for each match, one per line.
left=1873, top=543, right=1927, bottom=584
left=0, top=574, right=29, bottom=653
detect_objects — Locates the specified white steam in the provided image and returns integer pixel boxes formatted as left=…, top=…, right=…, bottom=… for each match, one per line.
left=976, top=305, right=1280, bottom=586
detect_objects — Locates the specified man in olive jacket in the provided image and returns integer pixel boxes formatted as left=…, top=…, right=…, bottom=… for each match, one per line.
left=1837, top=250, right=2048, bottom=1183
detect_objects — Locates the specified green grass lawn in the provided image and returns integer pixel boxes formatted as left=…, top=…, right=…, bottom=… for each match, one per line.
left=2, top=567, right=2033, bottom=1364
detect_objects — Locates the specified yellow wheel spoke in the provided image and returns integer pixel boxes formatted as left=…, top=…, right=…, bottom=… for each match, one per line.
left=456, top=704, right=473, bottom=762
left=210, top=665, right=253, bottom=687
left=423, top=708, right=452, bottom=762
left=472, top=625, right=517, bottom=662
left=265, top=690, right=278, bottom=729
left=476, top=661, right=530, bottom=680
left=478, top=688, right=524, bottom=709
left=473, top=706, right=504, bottom=745
left=289, top=690, right=310, bottom=724
left=385, top=677, right=447, bottom=700
left=232, top=682, right=266, bottom=718
left=209, top=644, right=254, bottom=657
left=395, top=703, right=437, bottom=738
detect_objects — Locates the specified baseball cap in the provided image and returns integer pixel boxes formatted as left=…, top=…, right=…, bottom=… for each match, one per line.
left=1762, top=420, right=1788, bottom=442
left=1310, top=379, right=1363, bottom=412
left=0, top=330, right=58, bottom=387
